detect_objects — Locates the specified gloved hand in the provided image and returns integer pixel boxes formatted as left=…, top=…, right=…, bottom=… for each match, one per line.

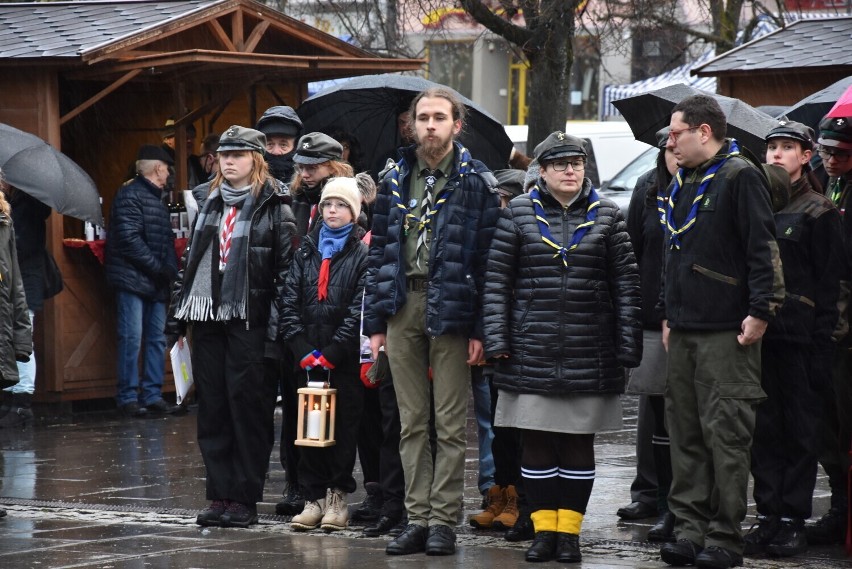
left=300, top=350, right=322, bottom=370
left=316, top=354, right=335, bottom=370
left=15, top=352, right=30, bottom=363
left=360, top=362, right=379, bottom=388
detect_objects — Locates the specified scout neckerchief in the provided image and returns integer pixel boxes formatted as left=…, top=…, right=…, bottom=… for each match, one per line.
left=386, top=144, right=474, bottom=243
left=828, top=178, right=843, bottom=205
left=529, top=182, right=600, bottom=269
left=663, top=139, right=740, bottom=249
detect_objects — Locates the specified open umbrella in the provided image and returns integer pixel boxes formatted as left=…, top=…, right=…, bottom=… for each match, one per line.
left=612, top=83, right=778, bottom=156
left=297, top=74, right=514, bottom=176
left=827, top=83, right=852, bottom=119
left=0, top=123, right=104, bottom=225
left=783, top=76, right=852, bottom=130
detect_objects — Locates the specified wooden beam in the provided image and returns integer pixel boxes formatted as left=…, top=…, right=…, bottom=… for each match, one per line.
left=207, top=18, right=237, bottom=52
left=243, top=21, right=270, bottom=54
left=232, top=10, right=244, bottom=51
left=60, top=69, right=142, bottom=125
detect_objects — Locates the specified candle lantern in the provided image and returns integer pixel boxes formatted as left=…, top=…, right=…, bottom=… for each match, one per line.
left=295, top=386, right=337, bottom=447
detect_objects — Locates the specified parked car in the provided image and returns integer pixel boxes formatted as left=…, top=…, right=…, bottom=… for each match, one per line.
left=504, top=121, right=652, bottom=188
left=598, top=146, right=659, bottom=213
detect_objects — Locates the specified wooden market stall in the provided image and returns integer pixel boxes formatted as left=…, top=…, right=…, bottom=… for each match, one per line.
left=0, top=0, right=423, bottom=403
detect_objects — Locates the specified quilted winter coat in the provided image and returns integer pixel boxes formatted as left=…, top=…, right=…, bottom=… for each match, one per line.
left=0, top=208, right=31, bottom=387
left=483, top=178, right=642, bottom=395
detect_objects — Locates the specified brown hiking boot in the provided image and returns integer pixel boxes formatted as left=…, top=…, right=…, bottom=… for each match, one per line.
left=492, top=485, right=519, bottom=529
left=469, top=485, right=505, bottom=529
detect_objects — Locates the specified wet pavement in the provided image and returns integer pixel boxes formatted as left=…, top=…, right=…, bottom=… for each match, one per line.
left=0, top=395, right=850, bottom=568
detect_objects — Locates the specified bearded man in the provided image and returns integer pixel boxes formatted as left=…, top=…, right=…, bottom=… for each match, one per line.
left=364, top=88, right=501, bottom=556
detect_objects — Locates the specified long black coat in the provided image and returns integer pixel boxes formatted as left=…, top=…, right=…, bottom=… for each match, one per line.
left=483, top=178, right=642, bottom=396
left=0, top=208, right=31, bottom=386
left=278, top=223, right=367, bottom=371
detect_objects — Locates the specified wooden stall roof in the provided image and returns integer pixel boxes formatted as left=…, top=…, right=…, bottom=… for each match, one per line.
left=692, top=16, right=852, bottom=77
left=0, top=0, right=424, bottom=85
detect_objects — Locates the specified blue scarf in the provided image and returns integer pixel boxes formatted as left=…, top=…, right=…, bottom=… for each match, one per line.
left=318, top=222, right=354, bottom=260
left=386, top=143, right=475, bottom=236
left=663, top=139, right=740, bottom=249
left=529, top=182, right=600, bottom=269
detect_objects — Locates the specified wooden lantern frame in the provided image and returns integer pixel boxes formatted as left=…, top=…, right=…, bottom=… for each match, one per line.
left=295, top=387, right=337, bottom=447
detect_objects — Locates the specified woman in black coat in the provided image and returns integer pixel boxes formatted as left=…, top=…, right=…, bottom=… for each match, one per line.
left=483, top=132, right=641, bottom=563
left=279, top=177, right=368, bottom=532
left=166, top=126, right=296, bottom=529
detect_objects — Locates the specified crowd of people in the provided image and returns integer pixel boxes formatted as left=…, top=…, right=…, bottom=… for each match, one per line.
left=1, top=86, right=851, bottom=567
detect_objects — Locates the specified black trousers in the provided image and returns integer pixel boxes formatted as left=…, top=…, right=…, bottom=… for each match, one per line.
left=192, top=320, right=277, bottom=505
left=630, top=395, right=660, bottom=506
left=752, top=341, right=820, bottom=518
left=278, top=349, right=301, bottom=489
left=377, top=369, right=405, bottom=517
left=298, top=366, right=364, bottom=501
left=488, top=373, right=521, bottom=488
left=357, top=382, right=382, bottom=485
left=816, top=337, right=852, bottom=511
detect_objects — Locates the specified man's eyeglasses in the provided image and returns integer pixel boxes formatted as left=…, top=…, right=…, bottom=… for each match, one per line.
left=549, top=158, right=586, bottom=172
left=668, top=126, right=700, bottom=142
left=818, top=146, right=851, bottom=163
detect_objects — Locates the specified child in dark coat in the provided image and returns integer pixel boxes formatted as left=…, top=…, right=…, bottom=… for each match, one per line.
left=279, top=177, right=368, bottom=531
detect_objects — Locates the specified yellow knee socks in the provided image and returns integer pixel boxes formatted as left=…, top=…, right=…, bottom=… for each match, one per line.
left=557, top=509, right=583, bottom=535
left=530, top=509, right=557, bottom=533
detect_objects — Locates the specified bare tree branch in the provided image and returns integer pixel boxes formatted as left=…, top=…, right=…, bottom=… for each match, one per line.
left=458, top=0, right=533, bottom=48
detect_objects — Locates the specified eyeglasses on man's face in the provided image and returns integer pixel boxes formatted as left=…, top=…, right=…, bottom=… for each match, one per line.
left=668, top=126, right=700, bottom=143
left=818, top=146, right=851, bottom=163
left=548, top=158, right=586, bottom=172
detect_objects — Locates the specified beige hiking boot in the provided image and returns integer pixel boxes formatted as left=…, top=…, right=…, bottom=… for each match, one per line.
left=492, top=485, right=519, bottom=529
left=291, top=497, right=326, bottom=531
left=469, top=485, right=506, bottom=529
left=320, top=488, right=349, bottom=531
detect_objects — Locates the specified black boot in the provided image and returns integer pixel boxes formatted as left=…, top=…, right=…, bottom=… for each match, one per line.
left=0, top=393, right=33, bottom=428
left=556, top=532, right=581, bottom=563
left=525, top=531, right=558, bottom=562
left=648, top=510, right=676, bottom=542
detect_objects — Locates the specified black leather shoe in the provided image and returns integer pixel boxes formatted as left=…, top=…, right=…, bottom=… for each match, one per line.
left=505, top=512, right=534, bottom=542
left=525, top=531, right=558, bottom=562
left=388, top=515, right=408, bottom=537
left=556, top=532, right=581, bottom=563
left=743, top=514, right=780, bottom=555
left=695, top=545, right=742, bottom=568
left=196, top=500, right=227, bottom=527
left=364, top=513, right=402, bottom=537
left=648, top=511, right=676, bottom=543
left=660, top=538, right=703, bottom=566
left=386, top=524, right=428, bottom=555
left=275, top=485, right=305, bottom=516
left=351, top=482, right=383, bottom=523
left=766, top=518, right=807, bottom=557
left=219, top=502, right=258, bottom=528
left=425, top=524, right=456, bottom=556
left=617, top=501, right=658, bottom=520
left=805, top=507, right=847, bottom=545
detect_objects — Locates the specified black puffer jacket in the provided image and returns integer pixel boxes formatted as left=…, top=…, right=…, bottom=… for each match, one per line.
left=483, top=179, right=642, bottom=395
left=626, top=168, right=665, bottom=330
left=0, top=208, right=31, bottom=387
left=105, top=175, right=177, bottom=302
left=279, top=223, right=367, bottom=371
left=166, top=180, right=296, bottom=341
left=364, top=142, right=501, bottom=339
left=9, top=191, right=51, bottom=311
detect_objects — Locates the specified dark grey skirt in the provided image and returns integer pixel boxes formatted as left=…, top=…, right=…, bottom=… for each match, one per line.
left=626, top=329, right=667, bottom=396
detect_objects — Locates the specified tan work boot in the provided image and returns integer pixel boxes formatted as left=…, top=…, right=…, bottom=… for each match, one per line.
left=492, top=485, right=519, bottom=529
left=291, top=497, right=326, bottom=531
left=469, top=485, right=506, bottom=529
left=320, top=488, right=349, bottom=531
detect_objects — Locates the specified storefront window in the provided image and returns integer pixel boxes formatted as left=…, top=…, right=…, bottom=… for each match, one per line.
left=426, top=41, right=474, bottom=99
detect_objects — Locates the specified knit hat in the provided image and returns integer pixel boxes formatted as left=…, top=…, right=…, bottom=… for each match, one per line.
left=256, top=106, right=302, bottom=138
left=217, top=125, right=266, bottom=153
left=321, top=177, right=361, bottom=220
left=767, top=120, right=815, bottom=150
left=294, top=132, right=344, bottom=164
left=534, top=131, right=587, bottom=163
left=818, top=116, right=852, bottom=150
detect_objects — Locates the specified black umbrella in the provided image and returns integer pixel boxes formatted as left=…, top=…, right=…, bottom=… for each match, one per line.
left=612, top=83, right=778, bottom=156
left=297, top=74, right=514, bottom=176
left=783, top=76, right=852, bottom=131
left=0, top=123, right=104, bottom=225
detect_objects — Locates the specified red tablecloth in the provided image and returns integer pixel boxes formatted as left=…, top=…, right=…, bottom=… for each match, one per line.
left=64, top=237, right=188, bottom=266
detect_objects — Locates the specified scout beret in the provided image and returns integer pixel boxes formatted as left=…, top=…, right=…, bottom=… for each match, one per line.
left=294, top=132, right=344, bottom=165
left=766, top=121, right=815, bottom=150
left=217, top=125, right=267, bottom=153
left=534, top=131, right=587, bottom=163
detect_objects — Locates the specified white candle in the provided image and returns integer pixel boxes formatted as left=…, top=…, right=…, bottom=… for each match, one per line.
left=307, top=406, right=322, bottom=439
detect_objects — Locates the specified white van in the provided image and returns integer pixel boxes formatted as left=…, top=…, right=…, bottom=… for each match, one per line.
left=504, top=122, right=652, bottom=188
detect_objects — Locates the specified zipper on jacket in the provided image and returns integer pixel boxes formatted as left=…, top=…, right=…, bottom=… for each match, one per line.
left=691, top=264, right=738, bottom=286
left=245, top=186, right=277, bottom=331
